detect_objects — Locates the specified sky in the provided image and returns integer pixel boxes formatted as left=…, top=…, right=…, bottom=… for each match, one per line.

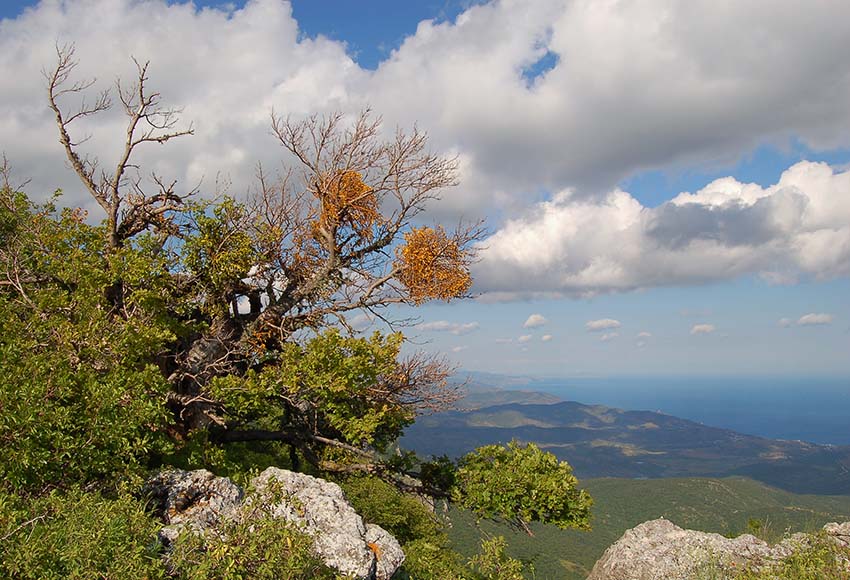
left=1, top=0, right=849, bottom=377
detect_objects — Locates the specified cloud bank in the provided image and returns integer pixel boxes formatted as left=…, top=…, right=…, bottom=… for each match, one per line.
left=476, top=162, right=850, bottom=297
left=1, top=0, right=850, bottom=298
left=3, top=0, right=850, bottom=215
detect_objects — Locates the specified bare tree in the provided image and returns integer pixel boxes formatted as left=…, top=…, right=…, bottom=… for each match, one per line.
left=45, top=43, right=194, bottom=249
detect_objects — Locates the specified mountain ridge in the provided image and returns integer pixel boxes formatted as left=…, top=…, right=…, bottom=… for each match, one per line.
left=402, top=398, right=850, bottom=495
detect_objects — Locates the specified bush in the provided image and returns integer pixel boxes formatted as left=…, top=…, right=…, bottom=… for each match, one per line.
left=166, top=509, right=336, bottom=580
left=734, top=533, right=850, bottom=580
left=340, top=475, right=443, bottom=545
left=0, top=488, right=166, bottom=580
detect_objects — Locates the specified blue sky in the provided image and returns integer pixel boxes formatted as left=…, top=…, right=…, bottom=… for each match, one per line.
left=1, top=0, right=849, bottom=376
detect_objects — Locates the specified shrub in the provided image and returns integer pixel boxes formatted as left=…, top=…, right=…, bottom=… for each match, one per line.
left=0, top=488, right=166, bottom=580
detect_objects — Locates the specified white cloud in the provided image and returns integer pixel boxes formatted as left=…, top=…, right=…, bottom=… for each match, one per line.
left=416, top=321, right=480, bottom=335
left=3, top=0, right=850, bottom=227
left=523, top=313, right=547, bottom=328
left=778, top=318, right=793, bottom=328
left=541, top=334, right=553, bottom=342
left=348, top=313, right=375, bottom=332
left=637, top=331, right=652, bottom=338
left=451, top=345, right=468, bottom=353
left=475, top=162, right=850, bottom=297
left=600, top=332, right=619, bottom=342
left=690, top=324, right=716, bottom=335
left=517, top=334, right=533, bottom=343
left=797, top=313, right=833, bottom=326
left=586, top=318, right=621, bottom=332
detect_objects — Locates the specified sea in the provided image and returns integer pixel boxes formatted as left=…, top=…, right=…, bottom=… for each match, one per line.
left=517, top=375, right=850, bottom=446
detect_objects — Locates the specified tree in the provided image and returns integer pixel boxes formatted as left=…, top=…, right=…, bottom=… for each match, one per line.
left=0, top=45, right=591, bottom=563
left=454, top=441, right=593, bottom=535
left=38, top=44, right=482, bottom=481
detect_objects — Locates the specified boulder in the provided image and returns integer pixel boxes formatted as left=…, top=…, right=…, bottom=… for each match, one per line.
left=366, top=523, right=406, bottom=580
left=145, top=468, right=243, bottom=544
left=587, top=518, right=850, bottom=580
left=147, top=466, right=404, bottom=580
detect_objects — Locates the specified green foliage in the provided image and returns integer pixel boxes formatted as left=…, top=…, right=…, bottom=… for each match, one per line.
left=183, top=198, right=257, bottom=314
left=0, top=185, right=593, bottom=579
left=0, top=488, right=166, bottom=580
left=341, top=475, right=442, bottom=545
left=732, top=533, right=850, bottom=580
left=167, top=506, right=336, bottom=580
left=398, top=536, right=474, bottom=580
left=454, top=441, right=592, bottom=533
left=468, top=537, right=526, bottom=580
left=0, top=191, right=173, bottom=492
left=209, top=330, right=415, bottom=449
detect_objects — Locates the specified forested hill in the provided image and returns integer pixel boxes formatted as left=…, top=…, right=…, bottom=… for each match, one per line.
left=401, top=400, right=850, bottom=495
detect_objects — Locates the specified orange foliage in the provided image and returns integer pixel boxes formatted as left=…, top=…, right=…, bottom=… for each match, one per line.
left=318, top=170, right=379, bottom=239
left=396, top=226, right=472, bottom=304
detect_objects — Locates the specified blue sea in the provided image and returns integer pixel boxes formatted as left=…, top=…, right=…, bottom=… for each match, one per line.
left=520, top=375, right=850, bottom=446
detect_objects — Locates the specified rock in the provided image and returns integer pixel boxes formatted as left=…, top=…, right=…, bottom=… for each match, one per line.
left=587, top=518, right=773, bottom=580
left=250, top=467, right=377, bottom=579
left=146, top=466, right=404, bottom=580
left=366, top=523, right=405, bottom=580
left=145, top=468, right=243, bottom=544
left=825, top=521, right=850, bottom=547
left=588, top=518, right=850, bottom=580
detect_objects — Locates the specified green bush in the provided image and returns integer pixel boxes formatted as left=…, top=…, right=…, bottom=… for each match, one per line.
left=166, top=509, right=336, bottom=580
left=340, top=475, right=443, bottom=544
left=0, top=488, right=166, bottom=580
left=454, top=440, right=593, bottom=534
left=734, top=533, right=850, bottom=580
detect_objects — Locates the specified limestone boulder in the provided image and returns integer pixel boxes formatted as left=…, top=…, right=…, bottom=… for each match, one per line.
left=146, top=466, right=404, bottom=580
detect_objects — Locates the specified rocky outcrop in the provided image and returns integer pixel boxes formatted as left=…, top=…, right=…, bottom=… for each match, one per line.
left=147, top=467, right=403, bottom=580
left=587, top=518, right=850, bottom=580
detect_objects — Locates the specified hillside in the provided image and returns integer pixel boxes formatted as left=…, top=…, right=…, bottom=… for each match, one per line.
left=402, top=400, right=850, bottom=494
left=446, top=476, right=850, bottom=580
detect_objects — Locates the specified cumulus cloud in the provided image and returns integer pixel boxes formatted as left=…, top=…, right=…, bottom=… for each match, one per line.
left=475, top=162, right=850, bottom=297
left=541, top=334, right=553, bottom=342
left=451, top=345, right=468, bottom=353
left=517, top=334, right=533, bottom=343
left=797, top=313, right=833, bottom=326
left=600, top=332, right=619, bottom=342
left=586, top=318, right=621, bottom=332
left=637, top=331, right=652, bottom=338
left=523, top=313, right=547, bottom=328
left=416, top=321, right=480, bottom=335
left=778, top=318, right=793, bottom=328
left=690, top=324, right=716, bottom=335
left=3, top=0, right=850, bottom=223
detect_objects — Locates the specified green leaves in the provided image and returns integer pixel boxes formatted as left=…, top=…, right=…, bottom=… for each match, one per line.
left=0, top=190, right=173, bottom=492
left=0, top=488, right=166, bottom=580
left=209, top=330, right=415, bottom=450
left=454, top=441, right=593, bottom=534
left=183, top=198, right=257, bottom=313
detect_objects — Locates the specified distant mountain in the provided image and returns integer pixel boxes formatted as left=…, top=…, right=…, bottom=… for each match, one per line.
left=402, top=400, right=850, bottom=494
left=454, top=378, right=561, bottom=409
